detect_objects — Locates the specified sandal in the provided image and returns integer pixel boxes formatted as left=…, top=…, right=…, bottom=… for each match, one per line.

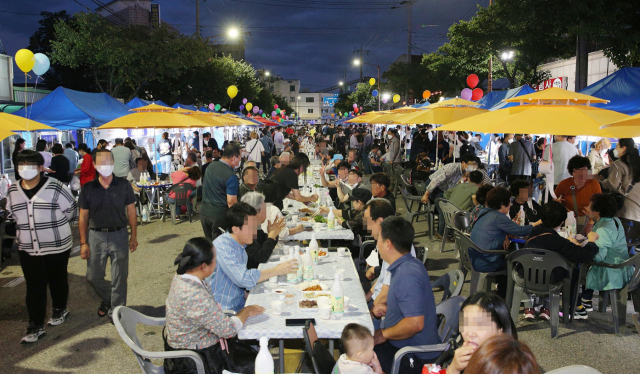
left=97, top=302, right=111, bottom=318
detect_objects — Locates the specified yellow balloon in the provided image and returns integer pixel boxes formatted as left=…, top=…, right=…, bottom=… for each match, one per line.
left=369, top=78, right=376, bottom=86
left=227, top=85, right=238, bottom=99
left=246, top=102, right=253, bottom=111
left=15, top=49, right=35, bottom=73
left=393, top=94, right=401, bottom=103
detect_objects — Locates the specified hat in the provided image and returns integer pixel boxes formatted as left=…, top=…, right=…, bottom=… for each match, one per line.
left=349, top=168, right=363, bottom=178
left=331, top=154, right=344, bottom=162
left=349, top=188, right=372, bottom=203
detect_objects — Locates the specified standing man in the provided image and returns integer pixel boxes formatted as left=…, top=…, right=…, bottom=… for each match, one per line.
left=8, top=150, right=77, bottom=343
left=387, top=130, right=402, bottom=165
left=203, top=132, right=218, bottom=152
left=171, top=132, right=184, bottom=167
left=191, top=131, right=200, bottom=152
left=498, top=133, right=514, bottom=184
left=91, top=139, right=108, bottom=160
left=508, top=133, right=536, bottom=183
left=110, top=138, right=132, bottom=179
left=63, top=143, right=79, bottom=182
left=542, top=135, right=580, bottom=189
left=362, top=128, right=374, bottom=174
left=259, top=129, right=274, bottom=174
left=273, top=127, right=285, bottom=155
left=79, top=149, right=137, bottom=319
left=200, top=143, right=242, bottom=241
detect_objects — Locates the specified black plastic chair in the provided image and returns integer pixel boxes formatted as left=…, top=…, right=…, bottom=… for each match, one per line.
left=505, top=248, right=574, bottom=338
left=431, top=270, right=465, bottom=303
left=435, top=198, right=463, bottom=253
left=300, top=320, right=336, bottom=374
left=453, top=211, right=470, bottom=232
left=162, top=183, right=195, bottom=225
left=399, top=180, right=432, bottom=237
left=357, top=239, right=377, bottom=272
left=453, top=228, right=507, bottom=294
left=390, top=296, right=466, bottom=374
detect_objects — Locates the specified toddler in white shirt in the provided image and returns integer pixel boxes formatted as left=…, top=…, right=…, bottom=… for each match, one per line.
left=333, top=323, right=383, bottom=374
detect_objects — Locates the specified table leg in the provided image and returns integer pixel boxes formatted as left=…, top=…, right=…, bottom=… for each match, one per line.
left=329, top=339, right=334, bottom=358
left=279, top=339, right=284, bottom=374
left=328, top=239, right=332, bottom=248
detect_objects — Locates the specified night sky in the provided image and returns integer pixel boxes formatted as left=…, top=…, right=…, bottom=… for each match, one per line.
left=1, top=0, right=488, bottom=92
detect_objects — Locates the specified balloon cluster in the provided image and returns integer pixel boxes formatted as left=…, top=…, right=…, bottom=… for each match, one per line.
left=15, top=49, right=50, bottom=76
left=462, top=74, right=484, bottom=101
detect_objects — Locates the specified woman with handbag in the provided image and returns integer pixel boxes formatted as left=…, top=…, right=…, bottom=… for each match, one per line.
left=554, top=156, right=602, bottom=234
left=243, top=132, right=264, bottom=171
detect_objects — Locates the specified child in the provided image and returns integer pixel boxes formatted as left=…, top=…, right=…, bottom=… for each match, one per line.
left=333, top=323, right=383, bottom=374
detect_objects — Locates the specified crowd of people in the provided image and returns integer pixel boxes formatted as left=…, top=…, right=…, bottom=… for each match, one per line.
left=3, top=121, right=639, bottom=374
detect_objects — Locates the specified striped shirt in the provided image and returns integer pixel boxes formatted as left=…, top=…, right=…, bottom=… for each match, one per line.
left=209, top=232, right=262, bottom=312
left=6, top=178, right=77, bottom=255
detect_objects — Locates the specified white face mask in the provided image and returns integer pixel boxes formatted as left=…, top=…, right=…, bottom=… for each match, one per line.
left=613, top=148, right=620, bottom=158
left=96, top=164, right=114, bottom=177
left=508, top=138, right=514, bottom=144
left=387, top=134, right=393, bottom=140
left=466, top=166, right=476, bottom=173
left=19, top=166, right=39, bottom=181
left=600, top=148, right=608, bottom=157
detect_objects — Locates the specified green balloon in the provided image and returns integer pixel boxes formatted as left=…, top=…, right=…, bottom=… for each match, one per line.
left=214, top=104, right=221, bottom=111
left=262, top=113, right=266, bottom=118
left=276, top=108, right=281, bottom=115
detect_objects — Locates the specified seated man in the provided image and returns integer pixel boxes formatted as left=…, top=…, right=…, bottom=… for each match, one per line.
left=347, top=148, right=359, bottom=169
left=210, top=202, right=297, bottom=311
left=265, top=155, right=281, bottom=179
left=373, top=217, right=439, bottom=374
left=241, top=192, right=287, bottom=269
left=509, top=179, right=541, bottom=225
left=238, top=166, right=259, bottom=201
left=368, top=144, right=383, bottom=173
left=370, top=173, right=395, bottom=213
left=443, top=170, right=483, bottom=212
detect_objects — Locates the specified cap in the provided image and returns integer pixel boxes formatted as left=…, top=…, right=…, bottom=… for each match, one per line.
left=349, top=188, right=372, bottom=203
left=331, top=154, right=344, bottom=162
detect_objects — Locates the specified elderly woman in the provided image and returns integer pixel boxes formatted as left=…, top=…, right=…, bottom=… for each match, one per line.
left=580, top=193, right=634, bottom=313
left=164, top=237, right=264, bottom=374
left=554, top=155, right=602, bottom=233
left=168, top=166, right=201, bottom=221
left=587, top=138, right=611, bottom=175
left=256, top=179, right=303, bottom=240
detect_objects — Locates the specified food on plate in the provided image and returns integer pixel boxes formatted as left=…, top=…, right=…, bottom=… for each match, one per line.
left=299, top=299, right=318, bottom=308
left=313, top=184, right=322, bottom=188
left=303, top=284, right=323, bottom=291
left=304, top=292, right=331, bottom=299
left=299, top=208, right=314, bottom=214
left=273, top=289, right=286, bottom=294
left=300, top=217, right=313, bottom=222
left=318, top=250, right=327, bottom=257
left=307, top=203, right=318, bottom=208
left=314, top=215, right=327, bottom=223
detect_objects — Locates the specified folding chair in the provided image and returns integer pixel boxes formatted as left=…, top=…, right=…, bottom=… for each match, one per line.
left=435, top=198, right=463, bottom=253
left=298, top=320, right=336, bottom=374
left=453, top=228, right=507, bottom=294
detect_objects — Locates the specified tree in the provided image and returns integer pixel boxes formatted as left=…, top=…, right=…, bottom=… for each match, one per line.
left=334, top=84, right=377, bottom=115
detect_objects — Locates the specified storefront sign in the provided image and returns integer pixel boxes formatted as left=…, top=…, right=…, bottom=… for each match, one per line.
left=150, top=4, right=160, bottom=27
left=532, top=77, right=567, bottom=91
left=322, top=94, right=339, bottom=107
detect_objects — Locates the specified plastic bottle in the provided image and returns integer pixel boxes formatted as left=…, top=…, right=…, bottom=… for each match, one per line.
left=518, top=205, right=525, bottom=226
left=295, top=245, right=303, bottom=281
left=303, top=248, right=314, bottom=281
left=309, top=233, right=319, bottom=264
left=327, top=209, right=335, bottom=229
left=565, top=212, right=577, bottom=238
left=255, top=336, right=274, bottom=374
left=286, top=247, right=298, bottom=283
left=330, top=274, right=344, bottom=319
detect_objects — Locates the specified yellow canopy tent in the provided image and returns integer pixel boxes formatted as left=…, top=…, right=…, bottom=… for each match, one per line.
left=428, top=98, right=482, bottom=108
left=129, top=104, right=176, bottom=112
left=347, top=111, right=389, bottom=123
left=393, top=106, right=487, bottom=125
left=99, top=112, right=211, bottom=129
left=599, top=113, right=640, bottom=138
left=503, top=87, right=609, bottom=105
left=0, top=128, right=19, bottom=142
left=0, top=113, right=57, bottom=131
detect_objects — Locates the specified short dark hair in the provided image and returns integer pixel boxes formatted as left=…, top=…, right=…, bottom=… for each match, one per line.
left=539, top=201, right=568, bottom=228
left=341, top=323, right=373, bottom=357
left=205, top=150, right=213, bottom=159
left=337, top=161, right=350, bottom=170
left=51, top=144, right=64, bottom=155
left=461, top=291, right=517, bottom=339
left=567, top=155, right=591, bottom=175
left=115, top=138, right=124, bottom=145
left=78, top=143, right=90, bottom=153
left=94, top=149, right=113, bottom=161
left=226, top=202, right=257, bottom=232
left=187, top=153, right=197, bottom=163
left=370, top=172, right=390, bottom=190
left=222, top=143, right=241, bottom=158
left=590, top=193, right=619, bottom=218
left=349, top=168, right=363, bottom=178
left=371, top=144, right=379, bottom=150
left=256, top=179, right=279, bottom=204
left=475, top=184, right=494, bottom=205
left=135, top=157, right=144, bottom=165
left=509, top=179, right=532, bottom=197
left=98, top=139, right=107, bottom=146
left=460, top=153, right=477, bottom=164
left=380, top=217, right=414, bottom=254
left=16, top=150, right=44, bottom=166
left=35, top=139, right=47, bottom=152
left=364, top=198, right=395, bottom=221
left=469, top=170, right=483, bottom=184
left=174, top=237, right=214, bottom=275
left=65, top=143, right=73, bottom=149
left=486, top=186, right=512, bottom=210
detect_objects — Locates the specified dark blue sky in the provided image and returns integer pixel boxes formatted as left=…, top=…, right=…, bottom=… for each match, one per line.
left=1, top=0, right=489, bottom=91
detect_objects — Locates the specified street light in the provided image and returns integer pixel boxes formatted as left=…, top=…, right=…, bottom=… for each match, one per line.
left=352, top=58, right=381, bottom=110
left=339, top=81, right=344, bottom=86
left=353, top=59, right=361, bottom=66
left=265, top=71, right=270, bottom=76
left=500, top=50, right=515, bottom=61
left=228, top=27, right=240, bottom=38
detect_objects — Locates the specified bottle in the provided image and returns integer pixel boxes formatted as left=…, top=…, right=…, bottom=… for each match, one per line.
left=565, top=212, right=577, bottom=238
left=330, top=274, right=344, bottom=319
left=303, top=248, right=314, bottom=281
left=309, top=233, right=319, bottom=264
left=295, top=245, right=303, bottom=281
left=518, top=205, right=525, bottom=226
left=255, top=336, right=274, bottom=374
left=286, top=247, right=297, bottom=283
left=327, top=209, right=335, bottom=229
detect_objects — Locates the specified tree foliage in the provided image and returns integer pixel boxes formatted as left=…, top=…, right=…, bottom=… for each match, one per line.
left=334, top=84, right=377, bottom=114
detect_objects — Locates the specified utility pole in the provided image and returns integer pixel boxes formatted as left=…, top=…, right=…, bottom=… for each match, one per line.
left=406, top=1, right=413, bottom=64
left=195, top=0, right=200, bottom=37
left=487, top=0, right=492, bottom=92
left=353, top=43, right=369, bottom=82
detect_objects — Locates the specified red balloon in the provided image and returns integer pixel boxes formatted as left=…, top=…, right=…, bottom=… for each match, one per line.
left=354, top=107, right=359, bottom=113
left=274, top=104, right=279, bottom=109
left=467, top=74, right=479, bottom=89
left=471, top=88, right=484, bottom=101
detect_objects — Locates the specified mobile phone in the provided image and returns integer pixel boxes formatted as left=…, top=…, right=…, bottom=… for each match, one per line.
left=286, top=318, right=316, bottom=327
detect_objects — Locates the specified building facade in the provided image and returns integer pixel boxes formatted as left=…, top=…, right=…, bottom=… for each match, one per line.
left=537, top=51, right=618, bottom=92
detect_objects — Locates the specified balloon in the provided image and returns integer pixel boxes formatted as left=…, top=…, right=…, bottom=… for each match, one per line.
left=15, top=49, right=35, bottom=73
left=393, top=94, right=400, bottom=103
left=271, top=110, right=277, bottom=117
left=32, top=53, right=50, bottom=76
left=215, top=104, right=221, bottom=111
left=331, top=114, right=335, bottom=118
left=281, top=109, right=286, bottom=114
left=259, top=109, right=263, bottom=114
left=246, top=102, right=253, bottom=111
left=461, top=88, right=473, bottom=101
left=369, top=78, right=376, bottom=86
left=472, top=88, right=484, bottom=101
left=353, top=103, right=357, bottom=109
left=209, top=103, right=215, bottom=110
left=372, top=90, right=379, bottom=97
left=382, top=98, right=388, bottom=104
left=467, top=74, right=479, bottom=89
left=239, top=104, right=245, bottom=110
left=242, top=98, right=248, bottom=104
left=354, top=108, right=359, bottom=113
left=262, top=113, right=267, bottom=118
left=227, top=85, right=238, bottom=98
left=253, top=106, right=259, bottom=114
left=274, top=104, right=279, bottom=109
left=276, top=108, right=281, bottom=115
left=279, top=118, right=283, bottom=123
left=422, top=90, right=431, bottom=99
left=360, top=107, right=363, bottom=111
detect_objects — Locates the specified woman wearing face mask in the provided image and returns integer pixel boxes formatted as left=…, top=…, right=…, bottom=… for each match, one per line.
left=6, top=150, right=77, bottom=343
left=75, top=143, right=96, bottom=187
left=12, top=138, right=26, bottom=181
left=587, top=138, right=611, bottom=175
left=387, top=130, right=402, bottom=164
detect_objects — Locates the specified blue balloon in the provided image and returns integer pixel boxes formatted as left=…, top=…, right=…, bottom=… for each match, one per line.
left=372, top=90, right=379, bottom=97
left=32, top=53, right=50, bottom=76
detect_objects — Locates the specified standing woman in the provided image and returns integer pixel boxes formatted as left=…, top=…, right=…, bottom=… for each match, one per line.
left=157, top=132, right=173, bottom=174
left=587, top=138, right=611, bottom=175
left=243, top=131, right=265, bottom=171
left=12, top=137, right=26, bottom=181
left=75, top=143, right=96, bottom=187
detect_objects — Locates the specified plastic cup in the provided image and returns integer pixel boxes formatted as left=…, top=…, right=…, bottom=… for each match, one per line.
left=269, top=275, right=278, bottom=283
left=337, top=247, right=347, bottom=257
left=271, top=300, right=283, bottom=315
left=318, top=304, right=331, bottom=320
left=317, top=296, right=331, bottom=308
left=344, top=296, right=350, bottom=311
left=337, top=269, right=346, bottom=280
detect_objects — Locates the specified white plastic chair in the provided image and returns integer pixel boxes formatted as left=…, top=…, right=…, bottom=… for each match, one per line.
left=545, top=365, right=602, bottom=374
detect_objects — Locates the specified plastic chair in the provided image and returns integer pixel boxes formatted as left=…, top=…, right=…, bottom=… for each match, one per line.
left=399, top=181, right=432, bottom=236
left=390, top=296, right=466, bottom=374
left=505, top=248, right=574, bottom=338
left=357, top=239, right=377, bottom=272
left=453, top=211, right=470, bottom=232
left=545, top=365, right=602, bottom=374
left=431, top=270, right=465, bottom=303
left=435, top=198, right=463, bottom=253
left=300, top=320, right=336, bottom=374
left=162, top=183, right=195, bottom=225
left=453, top=228, right=507, bottom=294
left=112, top=306, right=205, bottom=374
left=575, top=254, right=640, bottom=335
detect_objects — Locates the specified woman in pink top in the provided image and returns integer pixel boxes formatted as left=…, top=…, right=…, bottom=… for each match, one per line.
left=167, top=166, right=201, bottom=220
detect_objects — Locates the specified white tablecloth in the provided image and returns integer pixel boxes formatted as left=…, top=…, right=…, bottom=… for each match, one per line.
left=281, top=198, right=355, bottom=242
left=238, top=251, right=373, bottom=340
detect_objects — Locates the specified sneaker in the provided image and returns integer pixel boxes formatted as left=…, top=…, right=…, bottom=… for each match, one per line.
left=573, top=306, right=589, bottom=320
left=48, top=308, right=70, bottom=326
left=581, top=298, right=593, bottom=312
left=21, top=324, right=46, bottom=344
left=539, top=307, right=551, bottom=321
left=523, top=308, right=536, bottom=321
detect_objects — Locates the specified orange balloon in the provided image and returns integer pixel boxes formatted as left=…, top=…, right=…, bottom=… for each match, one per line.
left=422, top=90, right=431, bottom=99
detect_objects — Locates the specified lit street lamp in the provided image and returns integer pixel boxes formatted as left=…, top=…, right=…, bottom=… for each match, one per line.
left=501, top=50, right=515, bottom=61
left=353, top=59, right=381, bottom=110
left=228, top=27, right=240, bottom=38
left=265, top=71, right=270, bottom=76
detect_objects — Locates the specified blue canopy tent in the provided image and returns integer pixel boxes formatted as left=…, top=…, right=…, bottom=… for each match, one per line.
left=13, top=87, right=131, bottom=130
left=579, top=67, right=640, bottom=115
left=411, top=101, right=431, bottom=108
left=476, top=85, right=536, bottom=111
left=126, top=97, right=170, bottom=108
left=199, top=106, right=211, bottom=112
left=172, top=103, right=198, bottom=111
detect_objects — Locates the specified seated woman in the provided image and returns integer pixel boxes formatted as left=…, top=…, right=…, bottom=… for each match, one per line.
left=241, top=191, right=289, bottom=269
left=164, top=238, right=264, bottom=374
left=581, top=193, right=634, bottom=313
left=554, top=155, right=602, bottom=233
left=509, top=179, right=541, bottom=225
left=467, top=184, right=494, bottom=233
left=256, top=179, right=304, bottom=240
left=465, top=335, right=540, bottom=374
left=168, top=166, right=201, bottom=221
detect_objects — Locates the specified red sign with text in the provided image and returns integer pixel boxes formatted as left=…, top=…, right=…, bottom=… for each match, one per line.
left=533, top=77, right=567, bottom=91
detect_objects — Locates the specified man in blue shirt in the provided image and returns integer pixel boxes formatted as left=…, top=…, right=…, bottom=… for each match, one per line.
left=63, top=143, right=79, bottom=183
left=259, top=129, right=274, bottom=174
left=210, top=202, right=297, bottom=311
left=373, top=217, right=439, bottom=374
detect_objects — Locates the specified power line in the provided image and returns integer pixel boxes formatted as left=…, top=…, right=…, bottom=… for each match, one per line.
left=230, top=0, right=400, bottom=10
left=0, top=10, right=41, bottom=16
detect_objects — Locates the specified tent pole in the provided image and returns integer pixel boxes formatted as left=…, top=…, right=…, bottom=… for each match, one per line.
left=154, top=127, right=158, bottom=182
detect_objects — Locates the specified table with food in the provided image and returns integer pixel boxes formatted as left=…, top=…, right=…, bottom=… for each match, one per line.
left=135, top=178, right=173, bottom=218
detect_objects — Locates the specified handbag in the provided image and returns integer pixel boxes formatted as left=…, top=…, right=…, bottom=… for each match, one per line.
left=609, top=181, right=639, bottom=211
left=569, top=186, right=590, bottom=234
left=70, top=175, right=81, bottom=191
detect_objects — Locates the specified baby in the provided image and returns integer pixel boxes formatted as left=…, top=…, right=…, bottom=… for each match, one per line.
left=333, top=323, right=383, bottom=374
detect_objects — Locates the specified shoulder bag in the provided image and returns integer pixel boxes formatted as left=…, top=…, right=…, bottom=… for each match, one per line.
left=569, top=186, right=590, bottom=234
left=609, top=180, right=640, bottom=211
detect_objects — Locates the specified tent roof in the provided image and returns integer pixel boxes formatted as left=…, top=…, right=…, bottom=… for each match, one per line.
left=13, top=87, right=131, bottom=130
left=476, top=85, right=536, bottom=111
left=579, top=67, right=640, bottom=115
left=126, top=97, right=170, bottom=108
left=172, top=103, right=198, bottom=111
